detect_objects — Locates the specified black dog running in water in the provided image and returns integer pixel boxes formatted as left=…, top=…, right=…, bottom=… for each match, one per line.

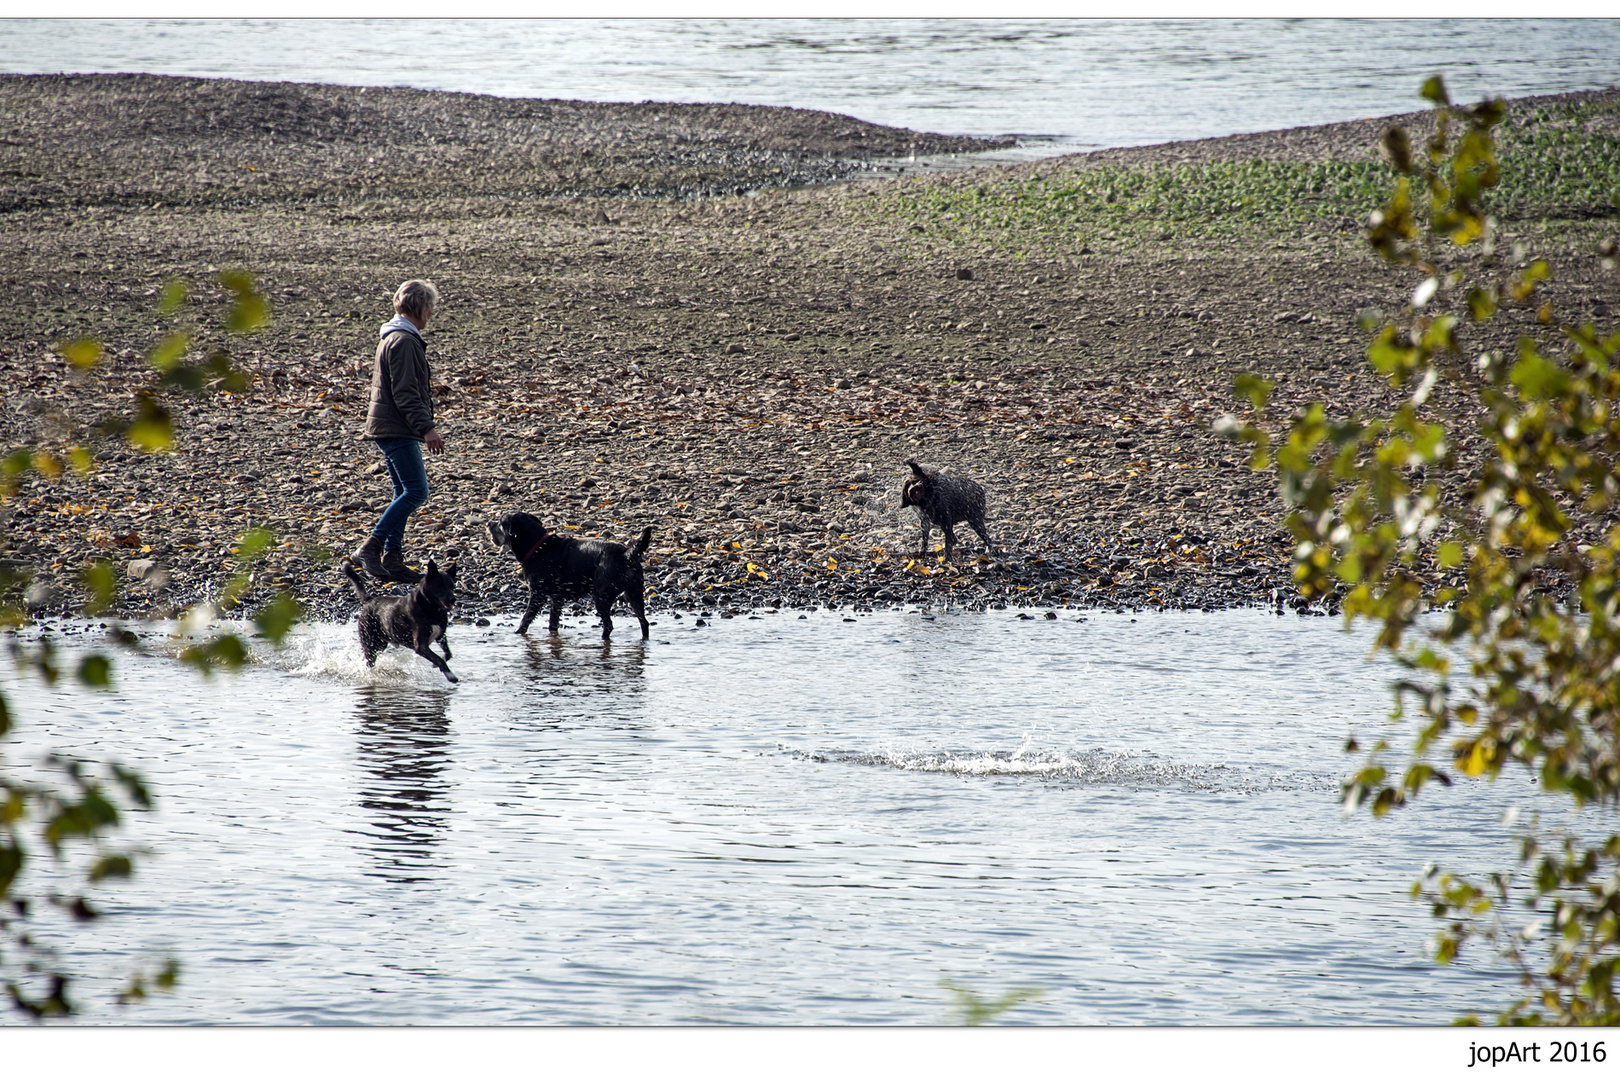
left=488, top=512, right=652, bottom=640
left=900, top=459, right=994, bottom=559
left=342, top=557, right=459, bottom=683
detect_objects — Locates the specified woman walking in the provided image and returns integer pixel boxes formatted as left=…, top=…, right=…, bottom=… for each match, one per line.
left=352, top=279, right=445, bottom=584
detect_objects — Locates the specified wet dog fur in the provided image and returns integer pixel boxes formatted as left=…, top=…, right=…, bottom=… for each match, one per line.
left=900, top=459, right=993, bottom=559
left=342, top=557, right=459, bottom=683
left=487, top=512, right=651, bottom=640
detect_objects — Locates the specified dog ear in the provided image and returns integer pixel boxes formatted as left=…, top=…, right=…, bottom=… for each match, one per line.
left=446, top=562, right=459, bottom=579
left=427, top=558, right=438, bottom=574
left=907, top=459, right=926, bottom=477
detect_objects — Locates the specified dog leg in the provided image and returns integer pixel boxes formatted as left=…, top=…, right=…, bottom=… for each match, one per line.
left=917, top=518, right=932, bottom=556
left=411, top=625, right=457, bottom=683
left=516, top=587, right=543, bottom=635
left=941, top=521, right=959, bottom=560
left=627, top=589, right=650, bottom=639
left=548, top=595, right=563, bottom=635
left=358, top=612, right=381, bottom=666
left=414, top=645, right=458, bottom=683
left=970, top=515, right=994, bottom=551
left=439, top=636, right=452, bottom=662
left=596, top=593, right=615, bottom=640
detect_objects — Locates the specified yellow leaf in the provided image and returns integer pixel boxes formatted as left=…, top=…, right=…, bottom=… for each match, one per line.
left=58, top=337, right=102, bottom=369
left=31, top=451, right=63, bottom=479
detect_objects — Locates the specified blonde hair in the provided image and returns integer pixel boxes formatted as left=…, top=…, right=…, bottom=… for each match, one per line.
left=393, top=279, right=440, bottom=320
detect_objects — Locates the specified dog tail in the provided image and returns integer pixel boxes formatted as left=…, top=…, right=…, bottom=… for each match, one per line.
left=341, top=558, right=373, bottom=601
left=629, top=526, right=653, bottom=562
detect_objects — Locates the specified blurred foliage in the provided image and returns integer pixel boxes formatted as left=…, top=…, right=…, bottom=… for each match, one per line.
left=877, top=90, right=1617, bottom=252
left=940, top=978, right=1044, bottom=1025
left=1, top=269, right=301, bottom=1019
left=1222, top=77, right=1620, bottom=1025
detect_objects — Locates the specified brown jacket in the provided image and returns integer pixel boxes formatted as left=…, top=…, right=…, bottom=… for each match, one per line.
left=364, top=326, right=435, bottom=441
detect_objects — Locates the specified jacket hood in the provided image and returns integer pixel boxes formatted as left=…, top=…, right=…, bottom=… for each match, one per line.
left=380, top=314, right=425, bottom=342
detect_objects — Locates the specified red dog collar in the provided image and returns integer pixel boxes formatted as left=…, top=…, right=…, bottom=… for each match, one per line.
left=522, top=530, right=551, bottom=562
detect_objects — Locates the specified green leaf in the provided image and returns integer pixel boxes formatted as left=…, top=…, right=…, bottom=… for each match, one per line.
left=81, top=560, right=117, bottom=617
left=219, top=270, right=269, bottom=333
left=253, top=594, right=302, bottom=645
left=1420, top=75, right=1450, bottom=106
left=1368, top=331, right=1422, bottom=382
left=157, top=278, right=188, bottom=314
left=1509, top=348, right=1570, bottom=400
left=179, top=633, right=249, bottom=675
left=1382, top=126, right=1413, bottom=173
left=146, top=332, right=191, bottom=372
left=1233, top=372, right=1275, bottom=412
left=236, top=528, right=275, bottom=561
left=127, top=395, right=173, bottom=452
left=1438, top=541, right=1465, bottom=568
left=0, top=840, right=22, bottom=896
left=1419, top=315, right=1457, bottom=353
left=76, top=654, right=112, bottom=690
left=89, top=854, right=133, bottom=883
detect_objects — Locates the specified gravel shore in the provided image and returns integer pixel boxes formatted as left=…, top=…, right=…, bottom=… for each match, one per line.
left=3, top=74, right=1616, bottom=626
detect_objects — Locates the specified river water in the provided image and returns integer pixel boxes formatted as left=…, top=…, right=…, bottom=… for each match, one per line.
left=4, top=608, right=1556, bottom=1024
left=3, top=19, right=1619, bottom=155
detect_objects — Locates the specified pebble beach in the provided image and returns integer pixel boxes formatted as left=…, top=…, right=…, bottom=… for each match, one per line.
left=3, top=73, right=1616, bottom=625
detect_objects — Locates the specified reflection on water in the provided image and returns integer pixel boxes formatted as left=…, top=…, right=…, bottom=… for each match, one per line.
left=512, top=635, right=648, bottom=727
left=4, top=611, right=1569, bottom=1023
left=352, top=685, right=454, bottom=884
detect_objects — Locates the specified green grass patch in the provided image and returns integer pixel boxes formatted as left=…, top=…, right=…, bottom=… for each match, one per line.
left=881, top=160, right=1390, bottom=251
left=875, top=94, right=1619, bottom=254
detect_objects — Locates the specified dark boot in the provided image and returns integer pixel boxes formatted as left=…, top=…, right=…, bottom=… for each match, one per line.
left=353, top=536, right=388, bottom=581
left=382, top=548, right=423, bottom=584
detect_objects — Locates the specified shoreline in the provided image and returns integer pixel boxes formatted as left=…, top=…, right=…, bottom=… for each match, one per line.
left=2, top=74, right=1616, bottom=626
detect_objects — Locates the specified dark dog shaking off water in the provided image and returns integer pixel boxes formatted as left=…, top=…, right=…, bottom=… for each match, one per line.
left=900, top=459, right=993, bottom=559
left=488, top=512, right=651, bottom=640
left=342, top=557, right=459, bottom=683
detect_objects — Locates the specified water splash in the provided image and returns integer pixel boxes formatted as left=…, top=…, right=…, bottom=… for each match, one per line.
left=263, top=620, right=437, bottom=686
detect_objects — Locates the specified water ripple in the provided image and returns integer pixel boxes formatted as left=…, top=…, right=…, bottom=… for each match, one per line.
left=798, top=745, right=1332, bottom=793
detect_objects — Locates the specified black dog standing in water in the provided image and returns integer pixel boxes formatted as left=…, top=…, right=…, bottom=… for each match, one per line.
left=487, top=512, right=652, bottom=640
left=342, top=557, right=460, bottom=683
left=900, top=459, right=994, bottom=559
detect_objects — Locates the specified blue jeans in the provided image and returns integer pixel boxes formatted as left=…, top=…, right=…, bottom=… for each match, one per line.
left=371, top=437, right=430, bottom=553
